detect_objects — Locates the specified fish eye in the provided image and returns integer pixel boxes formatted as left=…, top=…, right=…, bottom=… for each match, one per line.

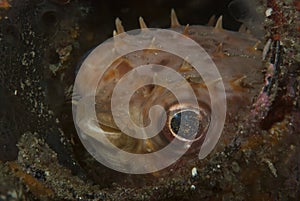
left=163, top=103, right=210, bottom=143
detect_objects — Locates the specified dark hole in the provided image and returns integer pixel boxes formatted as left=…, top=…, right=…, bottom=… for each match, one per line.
left=228, top=0, right=250, bottom=21
left=41, top=11, right=58, bottom=26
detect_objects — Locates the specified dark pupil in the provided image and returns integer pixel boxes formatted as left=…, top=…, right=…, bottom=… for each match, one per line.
left=170, top=110, right=200, bottom=140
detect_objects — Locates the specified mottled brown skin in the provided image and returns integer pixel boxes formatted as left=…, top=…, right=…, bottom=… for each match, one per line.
left=84, top=24, right=263, bottom=156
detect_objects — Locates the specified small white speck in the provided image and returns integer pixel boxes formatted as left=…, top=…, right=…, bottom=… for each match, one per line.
left=190, top=185, right=196, bottom=190
left=265, top=8, right=273, bottom=17
left=191, top=167, right=198, bottom=177
left=14, top=90, right=17, bottom=95
left=217, top=164, right=221, bottom=168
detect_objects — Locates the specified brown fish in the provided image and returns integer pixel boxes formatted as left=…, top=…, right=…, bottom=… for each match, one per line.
left=73, top=10, right=264, bottom=173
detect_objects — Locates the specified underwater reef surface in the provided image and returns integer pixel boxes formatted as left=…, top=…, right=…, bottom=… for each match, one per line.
left=0, top=0, right=299, bottom=200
